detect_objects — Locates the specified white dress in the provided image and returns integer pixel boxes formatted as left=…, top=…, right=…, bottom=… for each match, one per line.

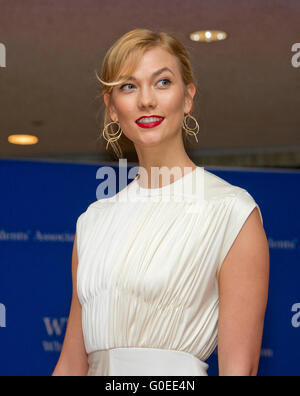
left=76, top=167, right=263, bottom=376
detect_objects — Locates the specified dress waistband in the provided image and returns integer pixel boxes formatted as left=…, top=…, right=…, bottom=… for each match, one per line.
left=87, top=347, right=209, bottom=376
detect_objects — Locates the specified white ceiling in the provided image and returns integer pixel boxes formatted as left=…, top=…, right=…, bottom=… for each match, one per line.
left=0, top=0, right=299, bottom=168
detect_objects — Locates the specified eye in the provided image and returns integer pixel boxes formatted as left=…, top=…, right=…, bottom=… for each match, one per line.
left=157, top=78, right=171, bottom=88
left=120, top=83, right=135, bottom=91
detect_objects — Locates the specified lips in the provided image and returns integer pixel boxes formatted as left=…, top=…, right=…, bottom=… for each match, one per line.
left=135, top=115, right=165, bottom=129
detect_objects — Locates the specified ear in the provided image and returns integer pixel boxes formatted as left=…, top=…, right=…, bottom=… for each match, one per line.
left=184, top=83, right=196, bottom=114
left=104, top=93, right=118, bottom=122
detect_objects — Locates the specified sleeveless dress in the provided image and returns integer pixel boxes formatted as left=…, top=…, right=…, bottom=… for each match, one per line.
left=75, top=167, right=263, bottom=376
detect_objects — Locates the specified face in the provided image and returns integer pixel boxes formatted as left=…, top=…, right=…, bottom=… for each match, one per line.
left=104, top=46, right=196, bottom=148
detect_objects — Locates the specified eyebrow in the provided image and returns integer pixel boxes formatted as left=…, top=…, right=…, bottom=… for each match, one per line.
left=120, top=67, right=175, bottom=82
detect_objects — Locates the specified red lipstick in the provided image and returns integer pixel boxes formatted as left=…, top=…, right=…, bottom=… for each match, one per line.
left=135, top=115, right=165, bottom=129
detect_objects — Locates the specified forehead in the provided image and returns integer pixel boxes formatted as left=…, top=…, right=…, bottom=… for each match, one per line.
left=119, top=46, right=181, bottom=78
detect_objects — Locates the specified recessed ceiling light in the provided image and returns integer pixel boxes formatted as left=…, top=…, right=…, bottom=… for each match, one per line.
left=190, top=30, right=228, bottom=43
left=8, top=134, right=39, bottom=145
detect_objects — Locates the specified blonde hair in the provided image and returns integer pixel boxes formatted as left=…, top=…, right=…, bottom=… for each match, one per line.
left=96, top=28, right=198, bottom=159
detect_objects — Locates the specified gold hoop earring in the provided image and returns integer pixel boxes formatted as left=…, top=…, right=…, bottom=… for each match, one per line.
left=183, top=113, right=200, bottom=143
left=102, top=121, right=123, bottom=150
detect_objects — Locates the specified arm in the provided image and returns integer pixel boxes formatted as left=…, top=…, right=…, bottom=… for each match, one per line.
left=52, top=233, right=89, bottom=376
left=217, top=207, right=270, bottom=376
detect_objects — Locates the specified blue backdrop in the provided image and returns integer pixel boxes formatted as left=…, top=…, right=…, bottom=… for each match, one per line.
left=0, top=159, right=299, bottom=376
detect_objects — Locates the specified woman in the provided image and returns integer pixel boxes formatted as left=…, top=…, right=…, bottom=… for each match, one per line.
left=52, top=29, right=269, bottom=376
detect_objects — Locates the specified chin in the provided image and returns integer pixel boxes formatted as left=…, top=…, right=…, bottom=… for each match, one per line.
left=138, top=133, right=166, bottom=145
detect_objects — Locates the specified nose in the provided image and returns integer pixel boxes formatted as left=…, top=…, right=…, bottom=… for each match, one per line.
left=137, top=85, right=157, bottom=110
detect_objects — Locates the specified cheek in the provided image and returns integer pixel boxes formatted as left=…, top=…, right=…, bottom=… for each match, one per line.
left=161, top=88, right=185, bottom=115
left=116, top=98, right=136, bottom=121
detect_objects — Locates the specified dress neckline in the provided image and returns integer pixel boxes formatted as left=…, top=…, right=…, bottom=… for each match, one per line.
left=133, top=166, right=201, bottom=197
